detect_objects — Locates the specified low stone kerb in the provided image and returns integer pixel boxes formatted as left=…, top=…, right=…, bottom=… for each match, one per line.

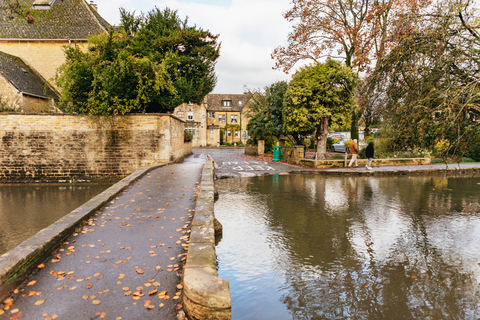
left=183, top=160, right=231, bottom=320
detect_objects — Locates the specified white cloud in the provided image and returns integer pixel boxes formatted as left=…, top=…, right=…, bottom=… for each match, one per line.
left=95, top=0, right=302, bottom=93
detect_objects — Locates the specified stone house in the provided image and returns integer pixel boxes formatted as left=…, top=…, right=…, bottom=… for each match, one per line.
left=0, top=51, right=59, bottom=112
left=175, top=101, right=208, bottom=147
left=174, top=93, right=254, bottom=147
left=0, top=0, right=110, bottom=112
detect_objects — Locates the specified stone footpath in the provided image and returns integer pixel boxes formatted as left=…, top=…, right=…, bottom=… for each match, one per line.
left=0, top=154, right=207, bottom=320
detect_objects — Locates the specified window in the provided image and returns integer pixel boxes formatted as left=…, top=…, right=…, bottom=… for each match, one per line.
left=235, top=130, right=239, bottom=137
left=210, top=130, right=214, bottom=138
left=218, top=114, right=226, bottom=123
left=187, top=112, right=193, bottom=120
left=227, top=130, right=232, bottom=136
left=222, top=100, right=231, bottom=107
left=230, top=115, right=238, bottom=123
left=238, top=101, right=243, bottom=106
left=208, top=112, right=215, bottom=118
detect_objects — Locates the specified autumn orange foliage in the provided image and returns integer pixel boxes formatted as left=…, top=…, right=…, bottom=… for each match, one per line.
left=272, top=0, right=433, bottom=73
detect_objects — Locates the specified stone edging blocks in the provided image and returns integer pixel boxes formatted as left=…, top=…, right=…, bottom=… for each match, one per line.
left=0, top=163, right=166, bottom=302
left=183, top=160, right=232, bottom=320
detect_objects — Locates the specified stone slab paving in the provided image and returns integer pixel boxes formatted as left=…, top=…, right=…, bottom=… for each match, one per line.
left=1, top=154, right=207, bottom=320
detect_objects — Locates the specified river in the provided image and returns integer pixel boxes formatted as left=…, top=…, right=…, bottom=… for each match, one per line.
left=215, top=174, right=480, bottom=320
left=0, top=183, right=113, bottom=255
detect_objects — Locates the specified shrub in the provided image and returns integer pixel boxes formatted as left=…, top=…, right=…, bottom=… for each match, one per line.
left=364, top=136, right=375, bottom=143
left=184, top=130, right=193, bottom=142
left=469, top=146, right=480, bottom=161
left=327, top=137, right=333, bottom=150
left=303, top=138, right=311, bottom=149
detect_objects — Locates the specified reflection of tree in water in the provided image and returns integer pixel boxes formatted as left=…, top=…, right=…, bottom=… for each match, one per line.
left=252, top=175, right=480, bottom=320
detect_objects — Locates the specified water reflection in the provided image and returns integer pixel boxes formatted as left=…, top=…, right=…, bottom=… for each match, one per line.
left=0, top=183, right=112, bottom=255
left=215, top=175, right=480, bottom=320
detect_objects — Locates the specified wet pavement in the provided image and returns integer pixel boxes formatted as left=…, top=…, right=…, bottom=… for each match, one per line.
left=2, top=154, right=207, bottom=320
left=194, top=148, right=302, bottom=178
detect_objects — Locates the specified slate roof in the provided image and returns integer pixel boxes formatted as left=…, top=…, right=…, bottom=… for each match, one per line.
left=205, top=94, right=248, bottom=112
left=0, top=0, right=110, bottom=39
left=0, top=51, right=59, bottom=99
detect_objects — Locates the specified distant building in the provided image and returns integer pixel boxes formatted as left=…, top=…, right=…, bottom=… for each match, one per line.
left=174, top=94, right=254, bottom=147
left=0, top=0, right=110, bottom=112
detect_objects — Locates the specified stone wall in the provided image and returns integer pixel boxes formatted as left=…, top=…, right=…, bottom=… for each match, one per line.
left=0, top=114, right=186, bottom=182
left=174, top=102, right=208, bottom=147
left=0, top=75, right=20, bottom=109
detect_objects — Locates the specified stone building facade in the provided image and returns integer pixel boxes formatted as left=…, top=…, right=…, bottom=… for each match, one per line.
left=174, top=93, right=253, bottom=147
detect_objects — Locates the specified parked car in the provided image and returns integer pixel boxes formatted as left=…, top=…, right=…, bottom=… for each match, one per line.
left=331, top=139, right=367, bottom=153
left=331, top=139, right=350, bottom=153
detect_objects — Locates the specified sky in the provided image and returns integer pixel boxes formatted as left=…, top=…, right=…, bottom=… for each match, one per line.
left=95, top=0, right=303, bottom=94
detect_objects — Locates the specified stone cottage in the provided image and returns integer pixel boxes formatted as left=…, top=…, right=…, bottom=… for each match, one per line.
left=0, top=0, right=110, bottom=112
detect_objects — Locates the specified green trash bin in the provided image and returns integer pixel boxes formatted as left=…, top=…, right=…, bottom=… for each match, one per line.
left=273, top=146, right=281, bottom=161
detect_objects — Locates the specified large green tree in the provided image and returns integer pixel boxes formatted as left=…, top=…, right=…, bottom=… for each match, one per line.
left=283, top=59, right=358, bottom=157
left=56, top=7, right=220, bottom=115
left=247, top=81, right=288, bottom=141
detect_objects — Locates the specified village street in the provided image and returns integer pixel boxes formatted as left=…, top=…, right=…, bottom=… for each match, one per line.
left=194, top=147, right=300, bottom=178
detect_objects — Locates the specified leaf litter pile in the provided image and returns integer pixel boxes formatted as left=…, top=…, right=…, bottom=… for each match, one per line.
left=0, top=163, right=203, bottom=320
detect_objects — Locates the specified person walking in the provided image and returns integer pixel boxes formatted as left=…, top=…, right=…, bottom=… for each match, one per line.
left=348, top=139, right=359, bottom=168
left=365, top=142, right=374, bottom=169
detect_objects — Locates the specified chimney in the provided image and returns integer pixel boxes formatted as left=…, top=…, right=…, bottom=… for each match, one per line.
left=89, top=1, right=98, bottom=11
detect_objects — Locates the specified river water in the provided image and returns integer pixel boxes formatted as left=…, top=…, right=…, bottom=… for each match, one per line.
left=215, top=174, right=480, bottom=320
left=0, top=183, right=112, bottom=255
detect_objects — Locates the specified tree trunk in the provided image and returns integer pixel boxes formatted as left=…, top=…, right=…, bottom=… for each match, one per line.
left=315, top=117, right=329, bottom=159
left=350, top=111, right=359, bottom=140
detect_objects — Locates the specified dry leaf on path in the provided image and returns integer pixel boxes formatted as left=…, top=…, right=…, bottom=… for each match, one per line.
left=34, top=299, right=45, bottom=306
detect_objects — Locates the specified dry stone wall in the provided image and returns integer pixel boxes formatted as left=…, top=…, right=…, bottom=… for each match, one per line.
left=0, top=114, right=186, bottom=182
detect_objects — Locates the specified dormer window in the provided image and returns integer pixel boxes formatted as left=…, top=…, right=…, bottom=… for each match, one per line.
left=238, top=101, right=243, bottom=106
left=222, top=100, right=231, bottom=107
left=33, top=0, right=55, bottom=9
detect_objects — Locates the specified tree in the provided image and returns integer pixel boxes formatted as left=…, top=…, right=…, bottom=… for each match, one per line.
left=56, top=7, right=220, bottom=115
left=282, top=59, right=358, bottom=157
left=370, top=0, right=480, bottom=159
left=272, top=0, right=433, bottom=138
left=247, top=81, right=288, bottom=142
